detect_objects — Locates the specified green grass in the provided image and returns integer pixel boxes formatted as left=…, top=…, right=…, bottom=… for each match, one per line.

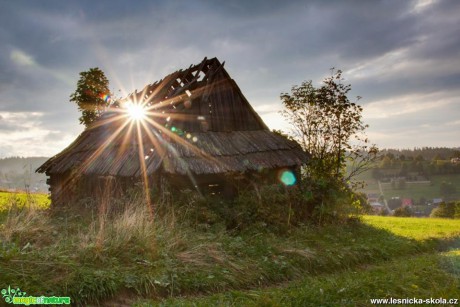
left=1, top=195, right=459, bottom=306
left=0, top=191, right=50, bottom=211
left=362, top=215, right=460, bottom=240
left=137, top=216, right=460, bottom=306
left=144, top=253, right=459, bottom=306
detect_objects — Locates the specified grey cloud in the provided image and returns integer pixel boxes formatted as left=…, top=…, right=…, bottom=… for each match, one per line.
left=0, top=0, right=459, bottom=155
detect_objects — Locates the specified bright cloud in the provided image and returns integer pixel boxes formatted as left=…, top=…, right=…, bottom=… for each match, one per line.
left=10, top=49, right=36, bottom=67
left=0, top=112, right=75, bottom=157
left=363, top=91, right=458, bottom=119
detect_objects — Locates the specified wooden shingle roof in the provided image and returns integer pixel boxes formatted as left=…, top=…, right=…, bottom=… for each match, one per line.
left=37, top=57, right=309, bottom=177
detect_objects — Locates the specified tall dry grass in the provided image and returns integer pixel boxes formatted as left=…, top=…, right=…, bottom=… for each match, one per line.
left=0, top=202, right=53, bottom=247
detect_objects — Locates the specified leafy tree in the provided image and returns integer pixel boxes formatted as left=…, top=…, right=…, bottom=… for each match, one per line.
left=280, top=69, right=378, bottom=183
left=70, top=67, right=111, bottom=127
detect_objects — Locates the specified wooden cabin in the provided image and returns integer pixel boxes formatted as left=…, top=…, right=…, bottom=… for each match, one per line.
left=37, top=57, right=309, bottom=206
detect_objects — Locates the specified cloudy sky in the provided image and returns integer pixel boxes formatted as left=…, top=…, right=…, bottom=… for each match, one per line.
left=0, top=0, right=459, bottom=157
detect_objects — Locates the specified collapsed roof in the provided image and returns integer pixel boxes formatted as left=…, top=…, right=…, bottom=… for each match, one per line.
left=37, top=57, right=308, bottom=177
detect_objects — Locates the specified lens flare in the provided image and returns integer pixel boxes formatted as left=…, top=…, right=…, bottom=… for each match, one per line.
left=279, top=170, right=296, bottom=186
left=126, top=103, right=146, bottom=121
left=101, top=94, right=111, bottom=103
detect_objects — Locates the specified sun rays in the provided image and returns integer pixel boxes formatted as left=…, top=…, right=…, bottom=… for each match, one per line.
left=126, top=102, right=146, bottom=121
left=60, top=87, right=225, bottom=217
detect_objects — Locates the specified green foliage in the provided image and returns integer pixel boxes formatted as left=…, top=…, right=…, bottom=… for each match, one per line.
left=159, top=179, right=370, bottom=229
left=280, top=70, right=378, bottom=183
left=70, top=67, right=111, bottom=127
left=280, top=70, right=378, bottom=222
left=455, top=202, right=460, bottom=219
left=393, top=206, right=412, bottom=217
left=381, top=148, right=459, bottom=162
left=430, top=201, right=460, bottom=219
left=161, top=185, right=313, bottom=233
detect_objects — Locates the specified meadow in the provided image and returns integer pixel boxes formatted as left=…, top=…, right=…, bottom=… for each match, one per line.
left=0, top=190, right=50, bottom=211
left=0, top=195, right=459, bottom=306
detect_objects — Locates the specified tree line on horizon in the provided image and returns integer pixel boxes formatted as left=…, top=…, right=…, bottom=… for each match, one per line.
left=379, top=147, right=460, bottom=161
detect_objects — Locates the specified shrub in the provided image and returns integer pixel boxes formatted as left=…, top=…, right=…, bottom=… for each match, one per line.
left=393, top=206, right=412, bottom=217
left=454, top=202, right=460, bottom=219
left=165, top=178, right=361, bottom=232
left=162, top=185, right=311, bottom=233
left=430, top=202, right=456, bottom=219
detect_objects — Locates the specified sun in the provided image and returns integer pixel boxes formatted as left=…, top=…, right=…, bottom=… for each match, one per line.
left=126, top=102, right=146, bottom=121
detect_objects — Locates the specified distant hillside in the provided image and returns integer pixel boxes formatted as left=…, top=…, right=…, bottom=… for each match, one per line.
left=0, top=157, right=49, bottom=192
left=380, top=147, right=460, bottom=161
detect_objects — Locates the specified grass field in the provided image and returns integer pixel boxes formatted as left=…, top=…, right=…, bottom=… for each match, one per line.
left=1, top=195, right=458, bottom=306
left=146, top=253, right=459, bottom=306
left=363, top=215, right=460, bottom=240
left=0, top=191, right=50, bottom=211
left=138, top=216, right=460, bottom=306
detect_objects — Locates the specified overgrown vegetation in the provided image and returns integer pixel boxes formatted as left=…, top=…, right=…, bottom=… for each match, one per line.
left=280, top=69, right=378, bottom=220
left=146, top=253, right=459, bottom=306
left=164, top=183, right=367, bottom=231
left=280, top=69, right=378, bottom=183
left=430, top=201, right=460, bottom=219
left=1, top=195, right=459, bottom=306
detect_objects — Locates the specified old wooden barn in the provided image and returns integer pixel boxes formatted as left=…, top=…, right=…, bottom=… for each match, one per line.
left=37, top=57, right=309, bottom=206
